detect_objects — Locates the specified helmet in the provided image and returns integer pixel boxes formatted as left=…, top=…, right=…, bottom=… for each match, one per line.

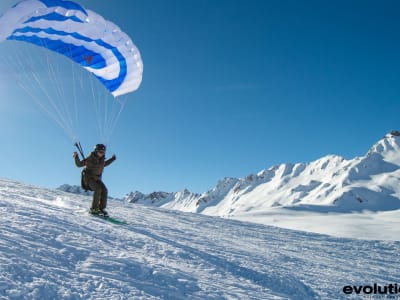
left=94, top=144, right=106, bottom=152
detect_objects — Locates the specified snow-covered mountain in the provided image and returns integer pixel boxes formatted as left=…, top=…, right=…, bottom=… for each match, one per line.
left=57, top=184, right=119, bottom=200
left=57, top=184, right=92, bottom=196
left=125, top=132, right=400, bottom=216
left=1, top=177, right=400, bottom=299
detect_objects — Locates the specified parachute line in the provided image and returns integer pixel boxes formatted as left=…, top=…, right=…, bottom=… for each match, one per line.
left=0, top=0, right=143, bottom=142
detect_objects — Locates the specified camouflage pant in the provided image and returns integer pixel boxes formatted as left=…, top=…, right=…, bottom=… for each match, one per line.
left=87, top=178, right=108, bottom=210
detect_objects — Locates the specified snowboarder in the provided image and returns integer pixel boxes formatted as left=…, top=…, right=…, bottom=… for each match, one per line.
left=73, top=144, right=116, bottom=216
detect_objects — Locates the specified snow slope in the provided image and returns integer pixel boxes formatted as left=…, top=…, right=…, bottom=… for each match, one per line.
left=124, top=133, right=400, bottom=240
left=1, top=177, right=400, bottom=299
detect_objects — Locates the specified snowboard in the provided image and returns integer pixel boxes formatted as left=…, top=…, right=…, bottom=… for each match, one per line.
left=90, top=213, right=128, bottom=225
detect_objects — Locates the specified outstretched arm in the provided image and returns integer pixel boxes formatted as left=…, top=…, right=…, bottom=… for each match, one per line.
left=105, top=154, right=116, bottom=167
left=73, top=152, right=85, bottom=167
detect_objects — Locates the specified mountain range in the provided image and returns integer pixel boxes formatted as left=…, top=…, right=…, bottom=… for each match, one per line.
left=123, top=132, right=400, bottom=216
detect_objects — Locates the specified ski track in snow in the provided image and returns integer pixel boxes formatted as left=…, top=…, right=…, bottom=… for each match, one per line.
left=0, top=178, right=399, bottom=299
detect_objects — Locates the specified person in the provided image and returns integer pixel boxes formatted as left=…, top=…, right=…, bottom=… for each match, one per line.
left=73, top=144, right=116, bottom=216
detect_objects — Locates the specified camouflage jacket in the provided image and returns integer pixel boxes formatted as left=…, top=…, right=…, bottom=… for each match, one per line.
left=75, top=151, right=115, bottom=180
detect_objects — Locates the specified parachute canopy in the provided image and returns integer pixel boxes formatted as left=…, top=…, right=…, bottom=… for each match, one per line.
left=0, top=0, right=143, bottom=97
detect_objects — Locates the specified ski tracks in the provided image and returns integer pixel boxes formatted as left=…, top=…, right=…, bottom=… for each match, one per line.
left=1, top=178, right=400, bottom=299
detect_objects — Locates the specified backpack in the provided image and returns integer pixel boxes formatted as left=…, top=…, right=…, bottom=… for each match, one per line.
left=81, top=168, right=93, bottom=192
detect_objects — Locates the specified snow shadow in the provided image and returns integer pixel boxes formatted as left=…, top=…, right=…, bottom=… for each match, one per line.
left=129, top=226, right=319, bottom=299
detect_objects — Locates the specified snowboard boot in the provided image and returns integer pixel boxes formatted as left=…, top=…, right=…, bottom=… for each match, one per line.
left=89, top=208, right=100, bottom=215
left=99, top=209, right=109, bottom=217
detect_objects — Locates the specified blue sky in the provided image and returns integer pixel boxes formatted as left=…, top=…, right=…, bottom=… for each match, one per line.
left=1, top=0, right=400, bottom=198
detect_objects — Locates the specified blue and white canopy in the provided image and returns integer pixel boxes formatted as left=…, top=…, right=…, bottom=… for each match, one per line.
left=0, top=0, right=143, bottom=97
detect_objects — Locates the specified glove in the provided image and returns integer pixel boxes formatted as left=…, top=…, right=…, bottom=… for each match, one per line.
left=111, top=154, right=116, bottom=160
left=73, top=152, right=78, bottom=158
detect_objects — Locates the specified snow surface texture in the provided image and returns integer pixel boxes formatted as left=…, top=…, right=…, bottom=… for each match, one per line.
left=125, top=133, right=400, bottom=240
left=1, top=178, right=399, bottom=299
